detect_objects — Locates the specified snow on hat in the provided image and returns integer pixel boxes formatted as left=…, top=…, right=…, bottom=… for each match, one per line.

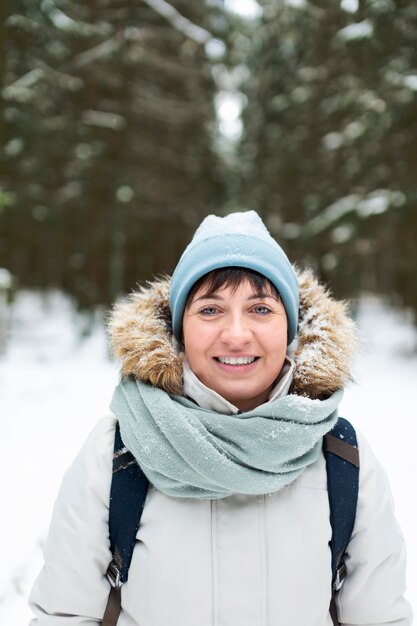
left=169, top=210, right=299, bottom=344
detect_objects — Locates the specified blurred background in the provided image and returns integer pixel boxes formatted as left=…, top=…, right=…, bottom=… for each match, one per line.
left=1, top=0, right=417, bottom=314
left=1, top=0, right=417, bottom=621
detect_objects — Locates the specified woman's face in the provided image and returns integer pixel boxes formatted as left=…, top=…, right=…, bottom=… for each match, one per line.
left=182, top=279, right=288, bottom=412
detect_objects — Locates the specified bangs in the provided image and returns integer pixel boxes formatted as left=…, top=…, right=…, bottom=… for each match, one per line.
left=185, top=267, right=280, bottom=308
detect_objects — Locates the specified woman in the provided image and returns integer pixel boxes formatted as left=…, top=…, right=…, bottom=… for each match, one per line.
left=29, top=211, right=412, bottom=625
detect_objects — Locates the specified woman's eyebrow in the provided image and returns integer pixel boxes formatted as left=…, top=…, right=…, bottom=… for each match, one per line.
left=247, top=293, right=279, bottom=300
left=193, top=292, right=279, bottom=303
left=192, top=294, right=223, bottom=302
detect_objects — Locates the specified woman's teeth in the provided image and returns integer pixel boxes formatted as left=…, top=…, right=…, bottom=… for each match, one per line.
left=217, top=356, right=257, bottom=365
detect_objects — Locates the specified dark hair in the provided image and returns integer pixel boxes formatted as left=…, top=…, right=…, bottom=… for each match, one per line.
left=185, top=267, right=280, bottom=309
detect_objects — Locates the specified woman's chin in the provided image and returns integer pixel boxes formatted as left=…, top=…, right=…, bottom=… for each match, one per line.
left=211, top=383, right=270, bottom=411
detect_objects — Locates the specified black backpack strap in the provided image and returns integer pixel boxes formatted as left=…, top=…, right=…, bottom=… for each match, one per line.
left=324, top=417, right=360, bottom=626
left=103, top=421, right=149, bottom=626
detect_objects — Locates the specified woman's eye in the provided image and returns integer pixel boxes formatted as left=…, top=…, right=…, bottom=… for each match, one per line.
left=253, top=305, right=271, bottom=315
left=200, top=306, right=219, bottom=316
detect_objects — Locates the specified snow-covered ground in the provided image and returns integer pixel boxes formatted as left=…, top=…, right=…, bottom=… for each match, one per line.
left=1, top=290, right=416, bottom=622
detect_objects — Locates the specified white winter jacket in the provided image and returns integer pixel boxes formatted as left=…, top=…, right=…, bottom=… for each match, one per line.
left=29, top=271, right=413, bottom=625
left=29, top=415, right=412, bottom=626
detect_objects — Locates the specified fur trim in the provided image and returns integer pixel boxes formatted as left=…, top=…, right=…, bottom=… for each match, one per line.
left=108, top=279, right=183, bottom=395
left=291, top=270, right=357, bottom=399
left=108, top=270, right=357, bottom=400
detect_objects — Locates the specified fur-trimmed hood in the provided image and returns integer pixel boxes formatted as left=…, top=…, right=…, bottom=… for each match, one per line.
left=107, top=270, right=357, bottom=400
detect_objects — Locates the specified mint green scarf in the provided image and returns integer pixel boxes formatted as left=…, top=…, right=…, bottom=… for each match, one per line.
left=110, top=379, right=342, bottom=500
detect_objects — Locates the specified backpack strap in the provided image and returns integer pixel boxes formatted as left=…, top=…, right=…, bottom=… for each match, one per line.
left=324, top=417, right=360, bottom=626
left=103, top=421, right=149, bottom=626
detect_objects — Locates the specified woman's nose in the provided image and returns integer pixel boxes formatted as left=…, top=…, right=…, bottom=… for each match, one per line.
left=220, top=315, right=252, bottom=344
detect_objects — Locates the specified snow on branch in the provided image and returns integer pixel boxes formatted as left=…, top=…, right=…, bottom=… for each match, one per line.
left=6, top=14, right=45, bottom=34
left=48, top=8, right=113, bottom=38
left=82, top=110, right=126, bottom=130
left=306, top=190, right=406, bottom=235
left=73, top=36, right=121, bottom=67
left=336, top=19, right=374, bottom=41
left=2, top=69, right=44, bottom=101
left=141, top=0, right=213, bottom=44
left=35, top=60, right=83, bottom=91
left=2, top=63, right=83, bottom=101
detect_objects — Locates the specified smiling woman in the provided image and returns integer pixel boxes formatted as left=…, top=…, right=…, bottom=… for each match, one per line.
left=28, top=211, right=412, bottom=626
left=183, top=270, right=288, bottom=411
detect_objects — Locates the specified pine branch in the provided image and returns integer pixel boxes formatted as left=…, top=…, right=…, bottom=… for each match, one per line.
left=73, top=34, right=121, bottom=67
left=34, top=59, right=83, bottom=91
left=2, top=68, right=44, bottom=101
left=141, top=0, right=213, bottom=44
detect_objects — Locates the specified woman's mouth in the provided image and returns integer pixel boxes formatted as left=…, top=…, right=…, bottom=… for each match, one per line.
left=214, top=356, right=260, bottom=371
left=216, top=356, right=258, bottom=365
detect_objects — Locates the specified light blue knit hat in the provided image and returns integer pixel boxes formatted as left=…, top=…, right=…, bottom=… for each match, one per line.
left=169, top=210, right=299, bottom=344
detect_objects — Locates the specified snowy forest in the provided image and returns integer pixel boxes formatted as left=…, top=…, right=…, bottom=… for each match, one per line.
left=1, top=0, right=417, bottom=622
left=1, top=0, right=417, bottom=314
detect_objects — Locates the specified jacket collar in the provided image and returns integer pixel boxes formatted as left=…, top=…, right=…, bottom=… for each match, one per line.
left=108, top=269, right=357, bottom=400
